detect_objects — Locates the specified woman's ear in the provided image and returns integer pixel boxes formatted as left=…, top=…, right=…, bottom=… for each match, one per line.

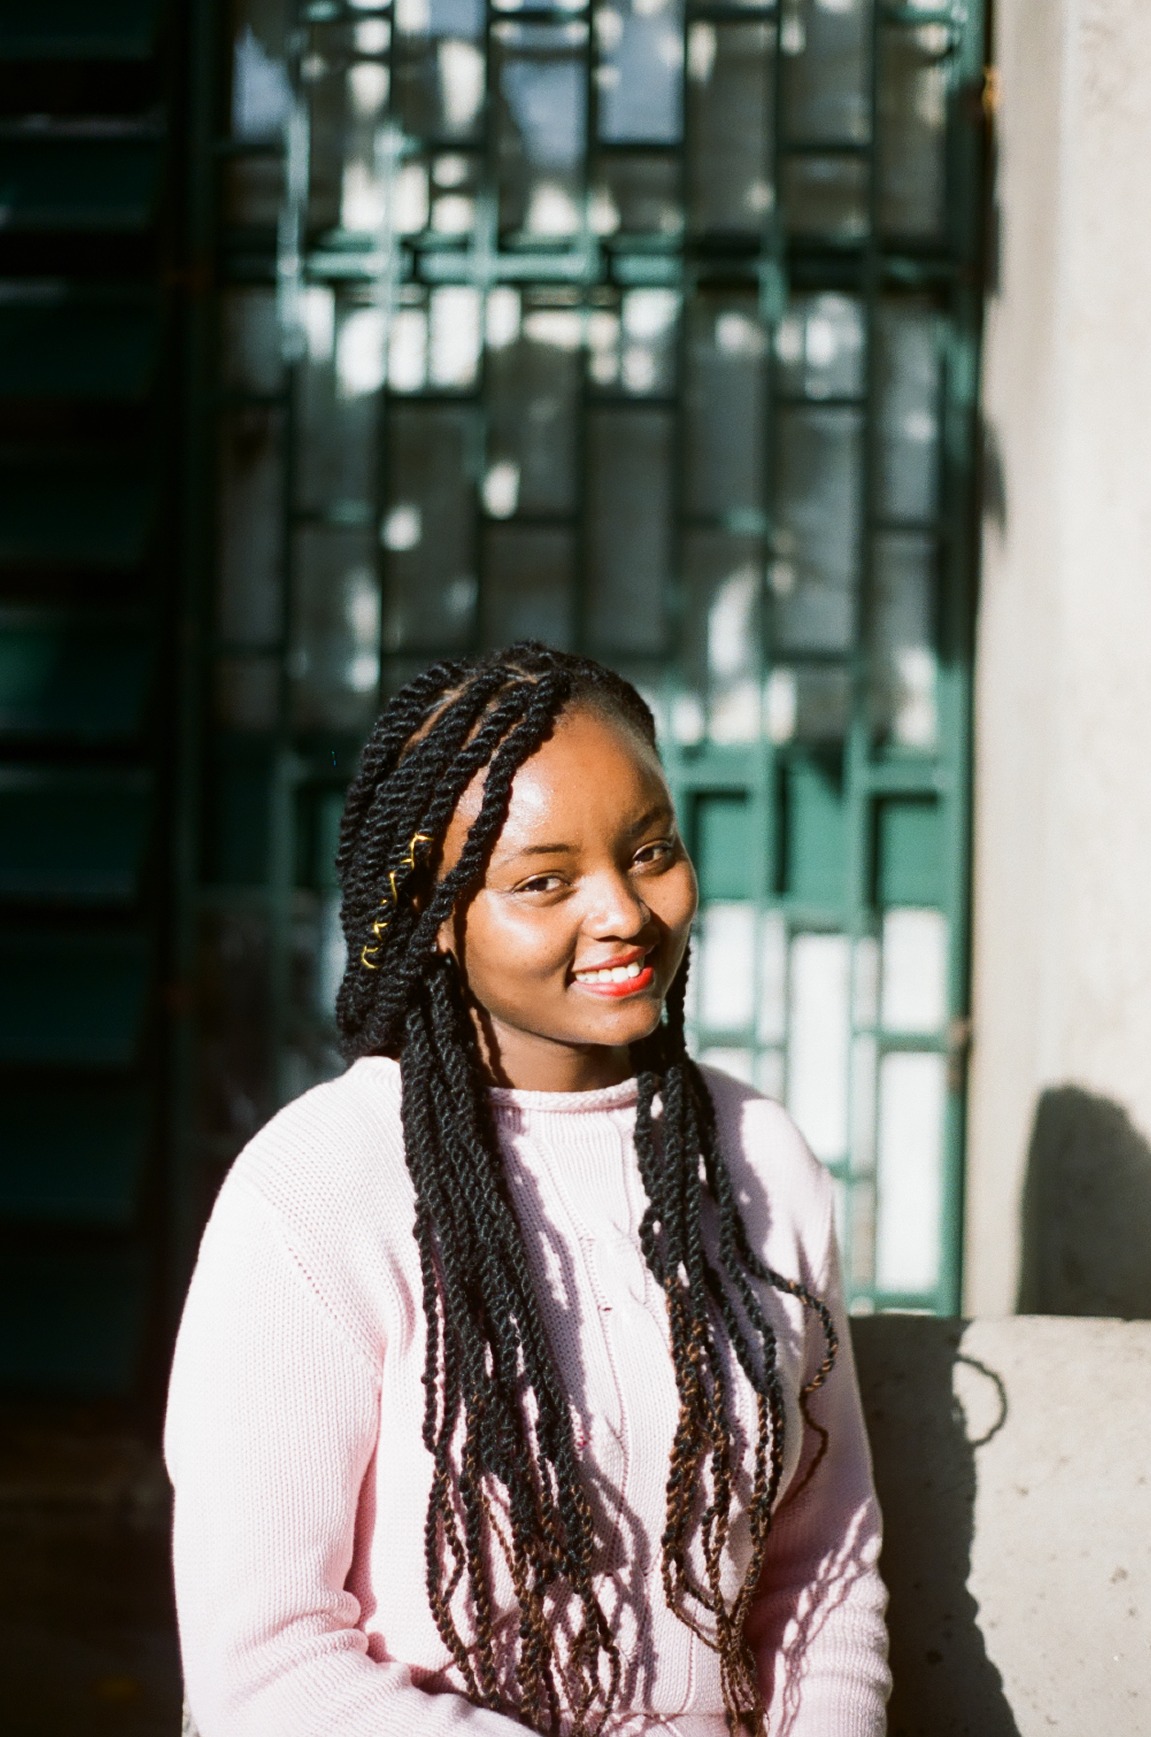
left=435, top=917, right=456, bottom=959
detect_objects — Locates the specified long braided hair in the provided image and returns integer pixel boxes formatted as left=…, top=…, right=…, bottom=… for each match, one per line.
left=335, top=644, right=837, bottom=1736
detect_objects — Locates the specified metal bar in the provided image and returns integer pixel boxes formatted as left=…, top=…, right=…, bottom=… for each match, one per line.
left=166, top=0, right=221, bottom=1320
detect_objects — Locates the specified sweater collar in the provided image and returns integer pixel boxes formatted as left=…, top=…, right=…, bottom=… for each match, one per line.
left=489, top=1074, right=641, bottom=1118
left=354, top=1053, right=641, bottom=1117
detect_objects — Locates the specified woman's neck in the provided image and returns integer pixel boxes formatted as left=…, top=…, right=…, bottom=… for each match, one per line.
left=472, top=1007, right=633, bottom=1092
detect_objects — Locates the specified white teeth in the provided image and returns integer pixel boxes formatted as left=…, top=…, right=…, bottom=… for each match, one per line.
left=576, top=960, right=645, bottom=984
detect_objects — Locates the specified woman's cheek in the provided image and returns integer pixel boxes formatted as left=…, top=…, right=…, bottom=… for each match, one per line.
left=466, top=897, right=568, bottom=981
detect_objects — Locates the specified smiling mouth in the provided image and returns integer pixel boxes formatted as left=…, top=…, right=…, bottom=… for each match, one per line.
left=571, top=953, right=656, bottom=998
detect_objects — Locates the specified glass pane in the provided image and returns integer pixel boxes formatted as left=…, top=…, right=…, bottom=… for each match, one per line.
left=231, top=0, right=291, bottom=140
left=597, top=0, right=684, bottom=145
left=764, top=665, right=851, bottom=745
left=223, top=155, right=284, bottom=230
left=878, top=22, right=950, bottom=238
left=875, top=1050, right=945, bottom=1293
left=587, top=409, right=672, bottom=656
left=787, top=931, right=850, bottom=1162
left=217, top=407, right=283, bottom=648
left=699, top=1047, right=755, bottom=1086
left=683, top=533, right=765, bottom=745
left=756, top=1049, right=786, bottom=1100
left=591, top=153, right=681, bottom=238
left=496, top=22, right=588, bottom=238
left=388, top=289, right=429, bottom=393
left=392, top=47, right=482, bottom=146
left=307, top=44, right=398, bottom=237
left=685, top=296, right=768, bottom=519
left=419, top=0, right=487, bottom=41
left=429, top=149, right=481, bottom=234
left=876, top=300, right=940, bottom=522
left=757, top=910, right=788, bottom=1045
left=485, top=293, right=581, bottom=515
left=383, top=406, right=476, bottom=651
left=482, top=527, right=574, bottom=648
left=775, top=292, right=865, bottom=401
left=279, top=894, right=344, bottom=1101
left=780, top=153, right=868, bottom=242
left=851, top=1031, right=878, bottom=1175
left=772, top=406, right=863, bottom=654
left=687, top=23, right=774, bottom=233
left=215, top=655, right=280, bottom=731
left=298, top=289, right=383, bottom=510
left=197, top=907, right=273, bottom=1152
left=428, top=286, right=482, bottom=389
left=304, top=63, right=345, bottom=236
left=848, top=1174, right=876, bottom=1290
left=780, top=0, right=870, bottom=145
left=870, top=531, right=938, bottom=751
left=587, top=289, right=678, bottom=396
left=222, top=287, right=284, bottom=395
left=695, top=901, right=755, bottom=1032
left=314, top=891, right=346, bottom=1024
left=393, top=0, right=485, bottom=144
left=880, top=907, right=948, bottom=1033
left=291, top=526, right=380, bottom=730
left=853, top=934, right=880, bottom=1028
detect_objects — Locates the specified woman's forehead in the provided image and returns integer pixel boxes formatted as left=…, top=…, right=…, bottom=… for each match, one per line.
left=447, top=705, right=668, bottom=852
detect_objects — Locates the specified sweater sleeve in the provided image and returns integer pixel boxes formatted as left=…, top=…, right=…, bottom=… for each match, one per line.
left=164, top=1174, right=525, bottom=1737
left=744, top=1183, right=891, bottom=1737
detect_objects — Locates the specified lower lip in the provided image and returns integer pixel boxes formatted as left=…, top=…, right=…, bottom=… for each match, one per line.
left=572, top=964, right=656, bottom=999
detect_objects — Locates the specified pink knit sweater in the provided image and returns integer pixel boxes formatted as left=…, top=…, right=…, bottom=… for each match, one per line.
left=165, top=1058, right=889, bottom=1737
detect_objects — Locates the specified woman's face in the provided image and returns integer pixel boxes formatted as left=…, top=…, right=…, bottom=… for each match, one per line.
left=437, top=704, right=698, bottom=1093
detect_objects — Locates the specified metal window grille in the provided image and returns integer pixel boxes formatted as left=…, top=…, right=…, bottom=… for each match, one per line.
left=196, top=0, right=986, bottom=1313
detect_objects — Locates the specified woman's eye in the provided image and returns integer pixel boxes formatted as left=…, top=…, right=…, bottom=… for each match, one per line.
left=518, top=873, right=565, bottom=895
left=633, top=839, right=674, bottom=868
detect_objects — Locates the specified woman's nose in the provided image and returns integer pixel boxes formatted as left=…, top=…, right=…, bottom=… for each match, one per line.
left=584, top=871, right=652, bottom=938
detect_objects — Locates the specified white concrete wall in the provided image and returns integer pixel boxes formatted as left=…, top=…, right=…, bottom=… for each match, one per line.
left=853, top=1315, right=1151, bottom=1736
left=967, top=0, right=1151, bottom=1314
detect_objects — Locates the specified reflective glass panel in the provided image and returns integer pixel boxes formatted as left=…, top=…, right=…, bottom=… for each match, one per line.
left=291, top=526, right=381, bottom=730
left=687, top=24, right=774, bottom=234
left=495, top=23, right=588, bottom=238
left=482, top=528, right=575, bottom=648
left=383, top=406, right=476, bottom=651
left=780, top=0, right=870, bottom=145
left=773, top=406, right=863, bottom=655
left=485, top=291, right=581, bottom=515
left=597, top=0, right=684, bottom=146
left=587, top=409, right=672, bottom=656
left=878, top=22, right=951, bottom=238
left=876, top=299, right=941, bottom=523
left=875, top=1051, right=946, bottom=1293
left=685, top=295, right=768, bottom=519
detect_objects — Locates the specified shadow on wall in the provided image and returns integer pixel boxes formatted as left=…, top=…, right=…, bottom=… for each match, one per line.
left=1017, top=1085, right=1151, bottom=1318
left=850, top=1318, right=1021, bottom=1737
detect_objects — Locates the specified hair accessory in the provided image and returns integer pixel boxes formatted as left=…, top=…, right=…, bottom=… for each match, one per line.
left=361, top=831, right=433, bottom=969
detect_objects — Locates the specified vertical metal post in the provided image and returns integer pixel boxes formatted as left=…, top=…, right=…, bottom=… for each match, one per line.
left=168, top=0, right=222, bottom=1316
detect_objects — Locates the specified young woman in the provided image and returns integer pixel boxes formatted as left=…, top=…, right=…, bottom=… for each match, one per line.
left=166, top=644, right=890, bottom=1737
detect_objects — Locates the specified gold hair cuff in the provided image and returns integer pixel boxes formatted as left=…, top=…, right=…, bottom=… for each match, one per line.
left=360, top=832, right=433, bottom=969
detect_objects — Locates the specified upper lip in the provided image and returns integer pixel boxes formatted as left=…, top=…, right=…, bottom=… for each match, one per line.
left=572, top=946, right=652, bottom=974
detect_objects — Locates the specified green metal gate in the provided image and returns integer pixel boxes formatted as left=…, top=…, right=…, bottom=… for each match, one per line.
left=0, top=0, right=181, bottom=1395
left=194, top=0, right=986, bottom=1314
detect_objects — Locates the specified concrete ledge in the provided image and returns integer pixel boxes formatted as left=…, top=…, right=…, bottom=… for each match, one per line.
left=852, top=1315, right=1151, bottom=1737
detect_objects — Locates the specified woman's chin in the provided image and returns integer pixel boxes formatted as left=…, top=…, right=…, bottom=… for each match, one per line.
left=580, top=997, right=666, bottom=1049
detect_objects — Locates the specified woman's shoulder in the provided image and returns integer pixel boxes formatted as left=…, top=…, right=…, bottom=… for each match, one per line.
left=224, top=1054, right=413, bottom=1239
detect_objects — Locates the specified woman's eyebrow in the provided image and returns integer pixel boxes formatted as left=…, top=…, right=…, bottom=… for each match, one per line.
left=627, top=801, right=674, bottom=834
left=498, top=840, right=577, bottom=861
